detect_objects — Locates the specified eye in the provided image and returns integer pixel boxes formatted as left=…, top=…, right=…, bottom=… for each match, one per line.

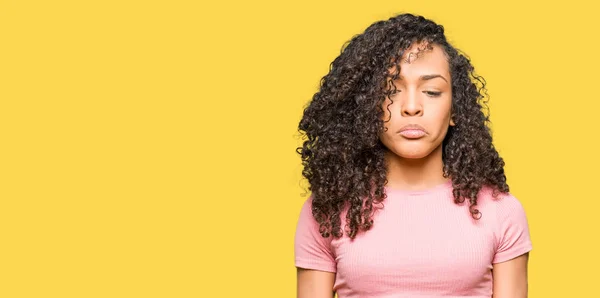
left=424, top=91, right=442, bottom=97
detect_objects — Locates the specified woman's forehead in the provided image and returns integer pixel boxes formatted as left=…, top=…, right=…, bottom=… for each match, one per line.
left=387, top=43, right=450, bottom=80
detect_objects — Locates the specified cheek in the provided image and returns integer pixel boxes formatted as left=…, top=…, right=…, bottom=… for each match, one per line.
left=379, top=132, right=396, bottom=154
left=378, top=120, right=396, bottom=147
left=431, top=100, right=453, bottom=126
left=437, top=111, right=452, bottom=127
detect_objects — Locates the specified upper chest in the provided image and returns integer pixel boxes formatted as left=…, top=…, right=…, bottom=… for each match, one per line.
left=330, top=197, right=497, bottom=293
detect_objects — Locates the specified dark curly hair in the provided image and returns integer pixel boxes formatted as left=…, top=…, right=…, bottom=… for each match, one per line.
left=296, top=13, right=510, bottom=240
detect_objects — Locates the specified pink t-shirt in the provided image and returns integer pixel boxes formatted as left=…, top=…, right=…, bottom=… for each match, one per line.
left=294, top=180, right=532, bottom=298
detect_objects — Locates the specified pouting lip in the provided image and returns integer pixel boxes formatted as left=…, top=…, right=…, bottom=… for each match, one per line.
left=398, top=123, right=427, bottom=134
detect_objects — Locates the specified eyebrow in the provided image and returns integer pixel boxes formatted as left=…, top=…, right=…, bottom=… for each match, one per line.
left=421, top=74, right=448, bottom=82
left=394, top=74, right=448, bottom=83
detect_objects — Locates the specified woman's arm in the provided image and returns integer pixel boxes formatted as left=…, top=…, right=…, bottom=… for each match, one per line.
left=297, top=268, right=336, bottom=298
left=492, top=252, right=529, bottom=298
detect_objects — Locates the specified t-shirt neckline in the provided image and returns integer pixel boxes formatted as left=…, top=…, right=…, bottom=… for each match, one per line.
left=384, top=179, right=453, bottom=196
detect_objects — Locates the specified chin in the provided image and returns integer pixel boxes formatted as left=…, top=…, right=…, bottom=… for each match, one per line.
left=381, top=137, right=441, bottom=160
left=399, top=152, right=430, bottom=159
left=391, top=147, right=433, bottom=159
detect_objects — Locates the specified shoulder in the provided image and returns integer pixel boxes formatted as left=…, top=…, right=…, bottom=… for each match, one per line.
left=474, top=186, right=531, bottom=238
left=294, top=195, right=337, bottom=272
left=295, top=195, right=331, bottom=241
left=476, top=186, right=533, bottom=263
left=297, top=195, right=318, bottom=227
left=476, top=186, right=528, bottom=217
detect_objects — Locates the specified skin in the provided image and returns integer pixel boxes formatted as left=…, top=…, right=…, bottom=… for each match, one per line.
left=491, top=253, right=530, bottom=298
left=297, top=43, right=529, bottom=298
left=297, top=269, right=335, bottom=298
left=379, top=42, right=455, bottom=191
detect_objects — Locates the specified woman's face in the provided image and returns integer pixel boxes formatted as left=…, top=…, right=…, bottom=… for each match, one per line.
left=379, top=43, right=454, bottom=159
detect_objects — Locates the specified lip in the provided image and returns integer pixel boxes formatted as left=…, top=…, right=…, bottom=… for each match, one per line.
left=398, top=124, right=427, bottom=139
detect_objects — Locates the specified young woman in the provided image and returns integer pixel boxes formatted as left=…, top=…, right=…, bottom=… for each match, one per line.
left=294, top=13, right=532, bottom=298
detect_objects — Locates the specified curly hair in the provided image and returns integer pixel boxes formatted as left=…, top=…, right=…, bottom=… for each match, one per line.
left=296, top=13, right=509, bottom=240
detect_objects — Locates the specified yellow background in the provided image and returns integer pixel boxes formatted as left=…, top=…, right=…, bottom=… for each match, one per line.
left=1, top=0, right=598, bottom=297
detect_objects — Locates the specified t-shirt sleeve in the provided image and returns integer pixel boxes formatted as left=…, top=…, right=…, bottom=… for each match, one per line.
left=294, top=196, right=337, bottom=273
left=492, top=193, right=533, bottom=264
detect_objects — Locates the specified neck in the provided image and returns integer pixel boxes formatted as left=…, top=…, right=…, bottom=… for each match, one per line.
left=384, top=144, right=449, bottom=191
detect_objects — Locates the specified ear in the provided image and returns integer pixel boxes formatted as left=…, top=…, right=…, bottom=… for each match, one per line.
left=449, top=115, right=455, bottom=126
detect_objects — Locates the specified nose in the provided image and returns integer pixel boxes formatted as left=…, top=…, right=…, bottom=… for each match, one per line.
left=401, top=90, right=423, bottom=117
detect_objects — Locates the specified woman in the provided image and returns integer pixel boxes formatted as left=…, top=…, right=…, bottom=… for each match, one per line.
left=294, top=13, right=532, bottom=298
